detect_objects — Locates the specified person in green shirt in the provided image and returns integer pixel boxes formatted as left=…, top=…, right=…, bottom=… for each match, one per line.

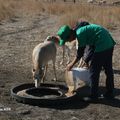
left=57, top=22, right=116, bottom=101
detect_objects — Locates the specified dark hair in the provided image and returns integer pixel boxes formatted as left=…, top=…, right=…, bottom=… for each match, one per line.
left=73, top=21, right=90, bottom=31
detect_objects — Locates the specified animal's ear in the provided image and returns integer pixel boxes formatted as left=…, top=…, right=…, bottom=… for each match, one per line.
left=32, top=69, right=35, bottom=72
left=46, top=36, right=52, bottom=41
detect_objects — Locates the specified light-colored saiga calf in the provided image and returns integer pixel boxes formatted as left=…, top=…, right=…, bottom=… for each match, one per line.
left=32, top=41, right=57, bottom=88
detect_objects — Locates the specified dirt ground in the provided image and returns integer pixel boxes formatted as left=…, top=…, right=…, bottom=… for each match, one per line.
left=0, top=11, right=120, bottom=120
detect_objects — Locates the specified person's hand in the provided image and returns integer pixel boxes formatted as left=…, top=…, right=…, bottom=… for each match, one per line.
left=78, top=58, right=89, bottom=69
left=66, top=63, right=73, bottom=71
left=83, top=62, right=89, bottom=69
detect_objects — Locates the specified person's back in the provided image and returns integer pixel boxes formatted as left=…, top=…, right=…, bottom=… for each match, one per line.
left=76, top=24, right=116, bottom=52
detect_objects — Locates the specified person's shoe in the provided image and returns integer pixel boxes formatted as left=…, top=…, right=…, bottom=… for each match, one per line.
left=103, top=92, right=114, bottom=99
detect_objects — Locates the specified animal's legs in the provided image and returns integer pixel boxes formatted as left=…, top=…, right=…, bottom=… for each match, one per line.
left=41, top=64, right=48, bottom=83
left=66, top=46, right=70, bottom=64
left=60, top=46, right=65, bottom=65
left=52, top=60, right=57, bottom=81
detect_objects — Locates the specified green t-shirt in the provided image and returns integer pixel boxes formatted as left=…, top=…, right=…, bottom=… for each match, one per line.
left=76, top=24, right=116, bottom=52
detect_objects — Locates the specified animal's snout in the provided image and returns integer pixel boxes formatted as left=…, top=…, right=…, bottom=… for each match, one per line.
left=34, top=79, right=39, bottom=88
left=32, top=68, right=44, bottom=78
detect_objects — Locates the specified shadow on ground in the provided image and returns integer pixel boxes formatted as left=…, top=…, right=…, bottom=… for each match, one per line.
left=24, top=86, right=120, bottom=110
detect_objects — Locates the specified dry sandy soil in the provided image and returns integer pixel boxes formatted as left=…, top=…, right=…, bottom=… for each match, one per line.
left=0, top=11, right=120, bottom=120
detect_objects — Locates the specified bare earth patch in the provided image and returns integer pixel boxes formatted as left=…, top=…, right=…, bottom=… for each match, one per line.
left=0, top=13, right=120, bottom=120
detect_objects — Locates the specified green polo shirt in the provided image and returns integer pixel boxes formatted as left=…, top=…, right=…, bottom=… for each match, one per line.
left=76, top=24, right=116, bottom=52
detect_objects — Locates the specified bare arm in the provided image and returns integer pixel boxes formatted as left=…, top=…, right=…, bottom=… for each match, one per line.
left=66, top=57, right=79, bottom=71
left=66, top=46, right=85, bottom=71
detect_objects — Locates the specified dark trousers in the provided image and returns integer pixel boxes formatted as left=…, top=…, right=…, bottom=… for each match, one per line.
left=89, top=47, right=114, bottom=96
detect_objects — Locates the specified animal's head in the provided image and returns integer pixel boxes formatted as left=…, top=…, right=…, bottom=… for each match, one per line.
left=32, top=67, right=44, bottom=84
left=45, top=36, right=60, bottom=45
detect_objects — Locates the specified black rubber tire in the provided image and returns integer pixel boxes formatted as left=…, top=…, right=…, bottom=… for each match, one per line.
left=10, top=83, right=74, bottom=106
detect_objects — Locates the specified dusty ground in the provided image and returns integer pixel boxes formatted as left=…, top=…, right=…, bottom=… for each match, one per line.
left=0, top=11, right=120, bottom=120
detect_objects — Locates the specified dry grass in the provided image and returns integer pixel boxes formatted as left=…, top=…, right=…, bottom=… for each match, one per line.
left=0, top=0, right=44, bottom=21
left=0, top=0, right=120, bottom=28
left=58, top=4, right=120, bottom=29
left=0, top=0, right=15, bottom=21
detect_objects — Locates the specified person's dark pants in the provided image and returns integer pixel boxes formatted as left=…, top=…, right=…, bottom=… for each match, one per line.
left=89, top=47, right=114, bottom=97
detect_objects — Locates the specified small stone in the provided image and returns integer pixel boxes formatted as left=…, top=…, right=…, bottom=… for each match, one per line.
left=18, top=110, right=31, bottom=115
